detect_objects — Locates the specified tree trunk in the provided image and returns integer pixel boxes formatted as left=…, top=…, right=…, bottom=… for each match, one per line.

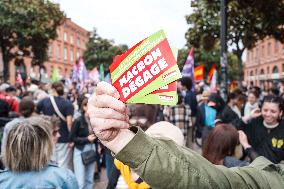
left=0, top=45, right=10, bottom=82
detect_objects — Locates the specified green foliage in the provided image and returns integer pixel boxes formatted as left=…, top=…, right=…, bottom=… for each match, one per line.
left=83, top=29, right=128, bottom=70
left=0, top=0, right=65, bottom=80
left=186, top=0, right=284, bottom=80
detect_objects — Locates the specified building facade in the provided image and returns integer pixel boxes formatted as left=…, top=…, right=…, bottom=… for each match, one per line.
left=244, top=37, right=284, bottom=89
left=8, top=18, right=89, bottom=84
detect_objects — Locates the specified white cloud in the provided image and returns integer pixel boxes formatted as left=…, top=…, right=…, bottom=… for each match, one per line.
left=55, top=0, right=192, bottom=48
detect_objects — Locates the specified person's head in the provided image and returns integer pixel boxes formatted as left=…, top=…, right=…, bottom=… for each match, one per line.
left=145, top=121, right=184, bottom=146
left=227, top=92, right=238, bottom=105
left=4, top=119, right=53, bottom=172
left=202, top=124, right=241, bottom=165
left=51, top=81, right=64, bottom=96
left=247, top=90, right=259, bottom=105
left=0, top=99, right=10, bottom=117
left=30, top=115, right=61, bottom=144
left=208, top=93, right=225, bottom=112
left=5, top=86, right=17, bottom=96
left=79, top=96, right=88, bottom=114
left=19, top=97, right=35, bottom=118
left=201, top=90, right=210, bottom=104
left=179, top=77, right=193, bottom=91
left=177, top=89, right=183, bottom=105
left=261, top=95, right=284, bottom=125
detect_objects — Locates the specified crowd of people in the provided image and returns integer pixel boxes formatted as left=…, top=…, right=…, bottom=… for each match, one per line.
left=0, top=76, right=283, bottom=188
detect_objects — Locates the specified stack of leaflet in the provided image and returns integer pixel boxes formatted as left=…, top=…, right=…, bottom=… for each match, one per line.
left=109, top=30, right=182, bottom=105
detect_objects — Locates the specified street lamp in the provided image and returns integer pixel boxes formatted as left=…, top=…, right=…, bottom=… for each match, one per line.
left=220, top=0, right=228, bottom=101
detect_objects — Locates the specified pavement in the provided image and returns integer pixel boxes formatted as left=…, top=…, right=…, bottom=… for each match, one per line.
left=94, top=168, right=108, bottom=189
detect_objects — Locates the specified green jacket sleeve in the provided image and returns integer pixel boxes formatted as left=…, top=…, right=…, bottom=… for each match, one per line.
left=115, top=128, right=284, bottom=189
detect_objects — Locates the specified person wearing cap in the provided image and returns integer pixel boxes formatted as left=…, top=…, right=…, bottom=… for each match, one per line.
left=88, top=82, right=284, bottom=189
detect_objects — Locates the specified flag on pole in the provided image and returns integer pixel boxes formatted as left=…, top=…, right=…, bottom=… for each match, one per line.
left=51, top=67, right=60, bottom=82
left=194, top=64, right=204, bottom=81
left=208, top=64, right=216, bottom=83
left=99, top=64, right=104, bottom=81
left=182, top=48, right=194, bottom=78
left=210, top=70, right=218, bottom=92
left=88, top=67, right=100, bottom=83
left=72, top=57, right=88, bottom=83
left=182, top=48, right=195, bottom=91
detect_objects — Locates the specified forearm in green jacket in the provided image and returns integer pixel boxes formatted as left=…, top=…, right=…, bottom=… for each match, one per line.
left=115, top=128, right=284, bottom=189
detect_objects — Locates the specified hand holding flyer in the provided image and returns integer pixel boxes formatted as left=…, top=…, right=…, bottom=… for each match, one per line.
left=109, top=30, right=182, bottom=105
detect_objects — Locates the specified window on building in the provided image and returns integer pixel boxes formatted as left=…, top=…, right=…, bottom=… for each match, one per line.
left=64, top=47, right=67, bottom=61
left=64, top=32, right=68, bottom=42
left=70, top=35, right=74, bottom=44
left=77, top=37, right=81, bottom=47
left=262, top=45, right=265, bottom=57
left=267, top=42, right=271, bottom=55
left=48, top=45, right=53, bottom=58
left=65, top=68, right=68, bottom=76
left=272, top=66, right=279, bottom=74
left=256, top=48, right=259, bottom=59
left=275, top=40, right=279, bottom=53
left=260, top=69, right=264, bottom=75
left=267, top=67, right=270, bottom=74
left=57, top=45, right=61, bottom=60
left=70, top=49, right=74, bottom=62
left=76, top=51, right=80, bottom=59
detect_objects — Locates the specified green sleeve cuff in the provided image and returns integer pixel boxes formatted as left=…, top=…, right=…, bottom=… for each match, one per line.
left=115, top=127, right=155, bottom=169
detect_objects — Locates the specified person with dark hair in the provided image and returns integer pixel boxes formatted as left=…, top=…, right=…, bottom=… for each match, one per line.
left=87, top=82, right=284, bottom=189
left=70, top=97, right=96, bottom=189
left=19, top=97, right=35, bottom=118
left=179, top=77, right=197, bottom=117
left=0, top=99, right=11, bottom=165
left=202, top=124, right=248, bottom=167
left=36, top=81, right=74, bottom=170
left=234, top=95, right=284, bottom=163
left=0, top=86, right=19, bottom=113
left=219, top=92, right=241, bottom=124
left=199, top=92, right=225, bottom=145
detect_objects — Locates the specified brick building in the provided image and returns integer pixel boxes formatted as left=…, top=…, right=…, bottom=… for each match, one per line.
left=244, top=37, right=284, bottom=89
left=8, top=18, right=89, bottom=84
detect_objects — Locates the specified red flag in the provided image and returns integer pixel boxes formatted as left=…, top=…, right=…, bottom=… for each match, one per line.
left=207, top=64, right=216, bottom=83
left=194, top=64, right=204, bottom=81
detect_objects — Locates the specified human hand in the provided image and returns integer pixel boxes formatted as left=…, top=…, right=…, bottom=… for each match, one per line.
left=250, top=108, right=261, bottom=119
left=87, top=134, right=96, bottom=142
left=238, top=130, right=251, bottom=149
left=87, top=81, right=129, bottom=143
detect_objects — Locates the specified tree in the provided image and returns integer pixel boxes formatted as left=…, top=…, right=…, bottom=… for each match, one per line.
left=185, top=0, right=284, bottom=82
left=0, top=0, right=65, bottom=81
left=83, top=29, right=128, bottom=70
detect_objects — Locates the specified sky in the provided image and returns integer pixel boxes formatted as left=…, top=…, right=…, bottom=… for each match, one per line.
left=55, top=0, right=193, bottom=49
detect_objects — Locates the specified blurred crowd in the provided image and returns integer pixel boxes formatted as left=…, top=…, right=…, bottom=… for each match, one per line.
left=0, top=76, right=283, bottom=188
